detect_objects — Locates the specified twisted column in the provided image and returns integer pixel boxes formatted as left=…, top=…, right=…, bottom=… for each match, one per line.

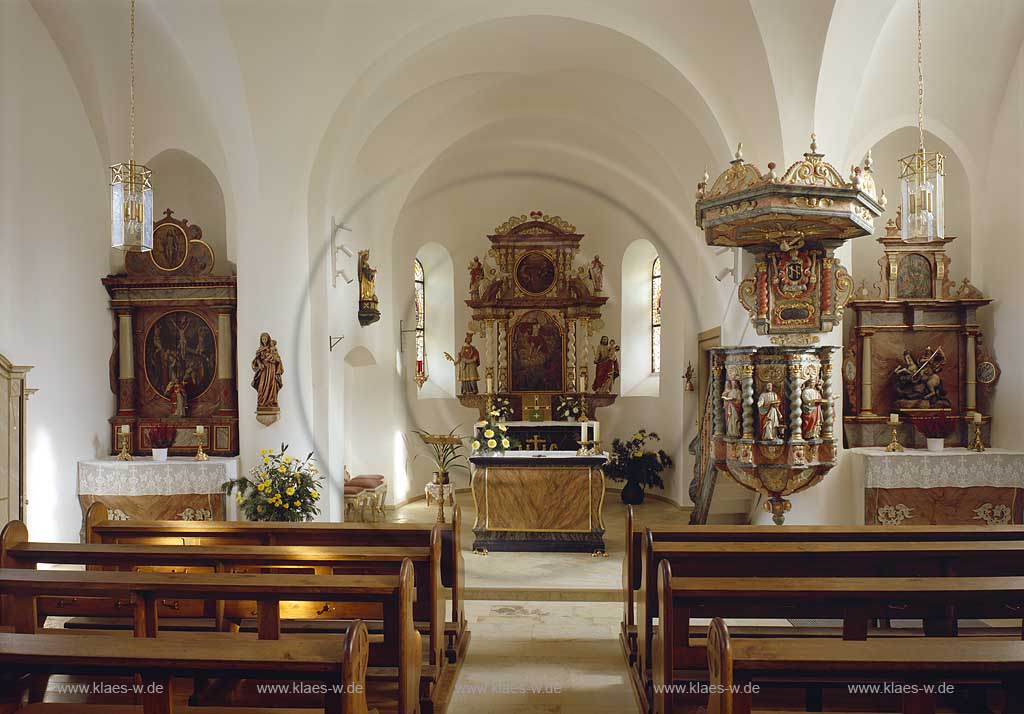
left=712, top=366, right=724, bottom=437
left=740, top=366, right=755, bottom=439
left=788, top=364, right=804, bottom=442
left=567, top=320, right=578, bottom=389
left=820, top=352, right=835, bottom=439
left=497, top=320, right=508, bottom=391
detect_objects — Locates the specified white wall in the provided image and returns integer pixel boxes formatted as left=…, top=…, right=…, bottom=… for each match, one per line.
left=0, top=1, right=112, bottom=541
left=620, top=239, right=661, bottom=398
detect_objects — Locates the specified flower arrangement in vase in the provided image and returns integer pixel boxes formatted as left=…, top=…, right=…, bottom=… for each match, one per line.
left=148, top=423, right=176, bottom=461
left=222, top=443, right=322, bottom=521
left=909, top=413, right=959, bottom=451
left=555, top=395, right=584, bottom=421
left=472, top=407, right=513, bottom=455
left=491, top=396, right=514, bottom=421
left=603, top=429, right=673, bottom=505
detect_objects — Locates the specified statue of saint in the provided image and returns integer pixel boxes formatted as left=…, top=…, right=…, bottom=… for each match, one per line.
left=801, top=378, right=824, bottom=440
left=358, top=250, right=377, bottom=303
left=722, top=379, right=741, bottom=437
left=757, top=382, right=783, bottom=441
left=592, top=336, right=621, bottom=393
left=589, top=255, right=605, bottom=293
left=251, top=332, right=284, bottom=412
left=468, top=256, right=484, bottom=300
left=445, top=333, right=481, bottom=395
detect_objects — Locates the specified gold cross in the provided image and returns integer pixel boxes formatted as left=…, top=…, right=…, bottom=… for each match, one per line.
left=525, top=435, right=547, bottom=450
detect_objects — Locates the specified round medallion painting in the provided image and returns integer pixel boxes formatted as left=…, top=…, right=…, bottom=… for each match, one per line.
left=144, top=311, right=217, bottom=400
left=152, top=223, right=189, bottom=271
left=515, top=251, right=556, bottom=295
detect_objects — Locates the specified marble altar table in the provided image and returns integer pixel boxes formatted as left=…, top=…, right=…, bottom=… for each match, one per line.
left=469, top=450, right=607, bottom=553
left=850, top=447, right=1024, bottom=526
left=77, top=457, right=239, bottom=531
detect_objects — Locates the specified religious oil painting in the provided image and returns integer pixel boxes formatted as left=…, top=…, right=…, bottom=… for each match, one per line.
left=510, top=310, right=564, bottom=393
left=152, top=223, right=190, bottom=271
left=144, top=310, right=217, bottom=401
left=515, top=251, right=556, bottom=295
left=896, top=253, right=933, bottom=299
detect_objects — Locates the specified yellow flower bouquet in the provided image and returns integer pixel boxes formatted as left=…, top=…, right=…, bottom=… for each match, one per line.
left=472, top=408, right=514, bottom=455
left=222, top=443, right=322, bottom=522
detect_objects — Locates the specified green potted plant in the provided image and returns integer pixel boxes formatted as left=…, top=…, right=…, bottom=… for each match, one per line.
left=604, top=429, right=673, bottom=505
left=412, top=427, right=469, bottom=485
left=222, top=443, right=322, bottom=522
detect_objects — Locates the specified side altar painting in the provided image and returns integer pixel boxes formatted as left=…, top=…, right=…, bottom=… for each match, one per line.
left=103, top=209, right=239, bottom=456
left=451, top=210, right=618, bottom=423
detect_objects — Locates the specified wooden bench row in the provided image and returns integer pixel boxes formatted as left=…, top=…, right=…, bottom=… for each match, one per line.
left=83, top=503, right=468, bottom=663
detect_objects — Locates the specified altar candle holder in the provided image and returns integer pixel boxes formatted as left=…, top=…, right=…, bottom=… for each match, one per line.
left=195, top=432, right=209, bottom=461
left=434, top=472, right=447, bottom=525
left=885, top=413, right=904, bottom=453
left=577, top=439, right=594, bottom=456
left=116, top=432, right=133, bottom=461
left=971, top=413, right=986, bottom=453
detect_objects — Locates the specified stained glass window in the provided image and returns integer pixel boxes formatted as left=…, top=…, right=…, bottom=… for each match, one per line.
left=652, top=256, right=662, bottom=373
left=413, top=259, right=426, bottom=384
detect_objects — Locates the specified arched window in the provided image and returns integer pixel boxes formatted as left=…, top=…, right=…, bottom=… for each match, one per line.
left=651, top=256, right=662, bottom=373
left=413, top=258, right=426, bottom=386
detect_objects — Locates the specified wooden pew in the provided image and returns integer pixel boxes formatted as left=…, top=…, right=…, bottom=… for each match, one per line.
left=705, top=617, right=1024, bottom=714
left=1, top=519, right=444, bottom=673
left=652, top=568, right=1024, bottom=714
left=0, top=623, right=370, bottom=714
left=84, top=503, right=468, bottom=662
left=635, top=535, right=1024, bottom=688
left=621, top=505, right=1024, bottom=666
left=0, top=567, right=418, bottom=714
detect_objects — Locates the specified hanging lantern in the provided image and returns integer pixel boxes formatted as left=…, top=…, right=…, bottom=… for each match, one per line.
left=899, top=0, right=944, bottom=243
left=110, top=161, right=153, bottom=251
left=110, top=0, right=153, bottom=252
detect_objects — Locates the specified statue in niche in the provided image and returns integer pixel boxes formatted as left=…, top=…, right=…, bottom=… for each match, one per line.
left=893, top=346, right=951, bottom=409
left=252, top=332, right=284, bottom=425
left=357, top=249, right=381, bottom=326
left=801, top=377, right=824, bottom=440
left=722, top=379, right=741, bottom=438
left=445, top=333, right=481, bottom=395
left=592, top=336, right=620, bottom=394
left=468, top=256, right=484, bottom=300
left=757, top=382, right=784, bottom=441
left=589, top=255, right=605, bottom=293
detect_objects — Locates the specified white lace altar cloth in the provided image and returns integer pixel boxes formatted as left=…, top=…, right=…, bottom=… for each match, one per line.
left=78, top=457, right=240, bottom=496
left=851, top=447, right=1024, bottom=489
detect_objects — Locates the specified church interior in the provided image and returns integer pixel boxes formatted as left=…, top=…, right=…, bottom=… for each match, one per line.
left=4, top=0, right=1024, bottom=712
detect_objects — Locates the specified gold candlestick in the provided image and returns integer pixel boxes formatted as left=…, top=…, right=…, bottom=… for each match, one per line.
left=116, top=432, right=132, bottom=461
left=195, top=433, right=209, bottom=461
left=971, top=424, right=986, bottom=453
left=884, top=425, right=904, bottom=452
left=434, top=472, right=447, bottom=525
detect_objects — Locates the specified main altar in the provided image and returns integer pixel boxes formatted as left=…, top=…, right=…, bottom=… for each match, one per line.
left=454, top=211, right=613, bottom=552
left=469, top=451, right=607, bottom=553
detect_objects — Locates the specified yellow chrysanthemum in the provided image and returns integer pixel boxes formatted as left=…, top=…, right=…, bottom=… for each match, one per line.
left=633, top=451, right=643, bottom=458
left=283, top=503, right=289, bottom=509
left=278, top=466, right=286, bottom=473
left=501, top=438, right=510, bottom=448
left=262, top=457, right=270, bottom=464
left=484, top=429, right=495, bottom=439
left=475, top=420, right=486, bottom=427
left=257, top=505, right=264, bottom=512
left=294, top=500, right=301, bottom=507
left=286, top=487, right=295, bottom=496
left=472, top=440, right=481, bottom=450
left=498, top=424, right=508, bottom=432
left=284, top=456, right=293, bottom=464
left=490, top=410, right=500, bottom=416
left=311, top=490, right=319, bottom=499
left=487, top=439, right=497, bottom=448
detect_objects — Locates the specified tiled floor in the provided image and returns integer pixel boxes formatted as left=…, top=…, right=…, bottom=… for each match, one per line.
left=391, top=491, right=691, bottom=713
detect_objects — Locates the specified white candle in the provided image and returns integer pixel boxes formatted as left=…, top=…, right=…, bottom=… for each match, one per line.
left=974, top=412, right=983, bottom=425
left=889, top=413, right=899, bottom=425
left=579, top=375, right=586, bottom=393
left=120, top=424, right=130, bottom=435
left=593, top=421, right=600, bottom=443
left=580, top=420, right=587, bottom=445
left=486, top=376, right=493, bottom=393
left=196, top=424, right=205, bottom=435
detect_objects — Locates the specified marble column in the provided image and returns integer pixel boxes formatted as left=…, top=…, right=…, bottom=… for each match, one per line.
left=115, top=309, right=136, bottom=416
left=966, top=330, right=978, bottom=413
left=859, top=329, right=874, bottom=415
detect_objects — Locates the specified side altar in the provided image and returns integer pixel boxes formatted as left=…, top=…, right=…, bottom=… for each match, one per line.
left=469, top=451, right=607, bottom=553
